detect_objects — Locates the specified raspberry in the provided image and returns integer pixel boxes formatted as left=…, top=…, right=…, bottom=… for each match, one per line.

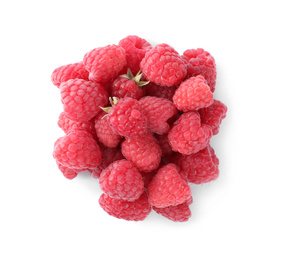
left=99, top=159, right=144, bottom=201
left=111, top=69, right=148, bottom=100
left=121, top=133, right=162, bottom=172
left=155, top=134, right=173, bottom=157
left=60, top=79, right=108, bottom=123
left=173, top=75, right=214, bottom=111
left=148, top=164, right=191, bottom=208
left=58, top=112, right=97, bottom=139
left=182, top=48, right=216, bottom=92
left=146, top=82, right=176, bottom=101
left=107, top=97, right=148, bottom=137
left=198, top=100, right=227, bottom=135
left=51, top=62, right=89, bottom=88
left=168, top=111, right=212, bottom=155
left=83, top=44, right=126, bottom=83
left=153, top=200, right=192, bottom=222
left=139, top=96, right=178, bottom=135
left=53, top=130, right=102, bottom=169
left=94, top=111, right=121, bottom=148
left=119, top=35, right=152, bottom=75
left=140, top=43, right=187, bottom=87
left=89, top=146, right=124, bottom=179
left=99, top=192, right=151, bottom=221
left=56, top=162, right=87, bottom=180
left=172, top=145, right=219, bottom=184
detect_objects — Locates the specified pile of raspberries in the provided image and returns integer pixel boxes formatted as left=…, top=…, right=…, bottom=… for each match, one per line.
left=52, top=35, right=227, bottom=222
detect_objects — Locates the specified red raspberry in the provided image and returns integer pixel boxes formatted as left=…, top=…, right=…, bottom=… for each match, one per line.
left=99, top=192, right=151, bottom=221
left=182, top=48, right=216, bottom=92
left=140, top=43, right=187, bottom=87
left=89, top=146, right=124, bottom=179
left=173, top=145, right=219, bottom=184
left=148, top=164, right=191, bottom=208
left=173, top=75, right=214, bottom=111
left=198, top=100, right=227, bottom=135
left=139, top=96, right=178, bottom=135
left=168, top=112, right=212, bottom=155
left=51, top=62, right=89, bottom=88
left=58, top=112, right=97, bottom=139
left=155, top=134, right=173, bottom=157
left=53, top=130, right=102, bottom=169
left=99, top=159, right=144, bottom=201
left=94, top=111, right=121, bottom=148
left=146, top=82, right=176, bottom=101
left=83, top=44, right=126, bottom=84
left=60, top=79, right=108, bottom=123
left=153, top=200, right=192, bottom=222
left=121, top=133, right=162, bottom=172
left=107, top=97, right=148, bottom=137
left=56, top=162, right=87, bottom=180
left=119, top=35, right=152, bottom=75
left=111, top=69, right=148, bottom=100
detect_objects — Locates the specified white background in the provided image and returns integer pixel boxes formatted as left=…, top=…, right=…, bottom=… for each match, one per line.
left=1, top=0, right=282, bottom=259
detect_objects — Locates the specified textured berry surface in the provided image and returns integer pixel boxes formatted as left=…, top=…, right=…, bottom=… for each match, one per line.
left=89, top=146, right=124, bottom=179
left=56, top=162, right=79, bottom=180
left=53, top=130, right=102, bottom=169
left=153, top=200, right=192, bottom=222
left=83, top=44, right=126, bottom=83
left=155, top=134, right=173, bottom=157
left=99, top=159, right=144, bottom=201
left=51, top=62, right=89, bottom=88
left=99, top=192, right=151, bottom=221
left=140, top=43, right=187, bottom=87
left=121, top=133, right=162, bottom=172
left=198, top=100, right=227, bottom=135
left=119, top=35, right=152, bottom=75
left=107, top=97, right=148, bottom=137
left=95, top=112, right=121, bottom=148
left=172, top=145, right=219, bottom=184
left=60, top=79, right=108, bottom=123
left=146, top=83, right=176, bottom=101
left=139, top=96, right=178, bottom=135
left=58, top=112, right=97, bottom=139
left=182, top=48, right=216, bottom=92
left=111, top=76, right=145, bottom=100
left=168, top=112, right=212, bottom=155
left=173, top=75, right=214, bottom=111
left=148, top=164, right=191, bottom=208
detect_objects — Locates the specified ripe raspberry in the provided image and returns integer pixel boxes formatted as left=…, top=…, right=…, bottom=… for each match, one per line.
left=89, top=146, right=124, bottom=179
left=58, top=112, right=97, bottom=139
left=153, top=200, right=192, bottom=222
left=148, top=164, right=191, bottom=208
left=140, top=43, right=187, bottom=87
left=94, top=111, right=121, bottom=148
left=172, top=145, right=219, bottom=184
left=83, top=44, right=126, bottom=83
left=198, top=100, right=227, bottom=135
left=99, top=159, right=144, bottom=201
left=111, top=69, right=148, bottom=100
left=139, top=96, right=178, bottom=135
left=60, top=79, right=108, bottom=123
left=173, top=76, right=214, bottom=111
left=99, top=192, right=151, bottom=221
left=56, top=162, right=87, bottom=180
left=51, top=62, right=89, bottom=88
left=146, top=82, right=176, bottom=101
left=121, top=133, right=162, bottom=172
left=182, top=48, right=216, bottom=92
left=119, top=35, right=152, bottom=75
left=53, top=130, right=102, bottom=169
left=155, top=134, right=173, bottom=157
left=107, top=97, right=148, bottom=137
left=168, top=112, right=212, bottom=155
